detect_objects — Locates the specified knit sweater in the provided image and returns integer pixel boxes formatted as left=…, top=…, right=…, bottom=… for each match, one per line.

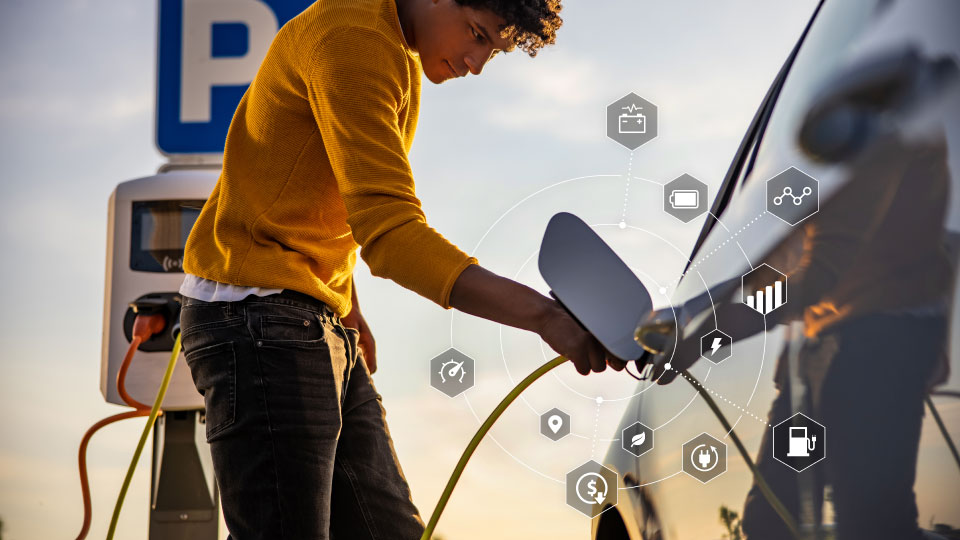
left=182, top=0, right=478, bottom=317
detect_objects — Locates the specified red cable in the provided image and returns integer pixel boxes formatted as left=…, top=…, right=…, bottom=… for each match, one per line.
left=117, top=336, right=149, bottom=410
left=74, top=313, right=167, bottom=540
left=74, top=409, right=150, bottom=540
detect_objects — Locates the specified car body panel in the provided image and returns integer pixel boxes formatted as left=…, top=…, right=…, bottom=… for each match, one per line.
left=598, top=0, right=960, bottom=538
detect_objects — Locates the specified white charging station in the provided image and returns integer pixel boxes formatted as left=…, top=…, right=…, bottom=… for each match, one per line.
left=101, top=169, right=218, bottom=410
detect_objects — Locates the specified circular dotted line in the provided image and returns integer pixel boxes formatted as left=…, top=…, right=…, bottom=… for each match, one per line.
left=669, top=368, right=769, bottom=426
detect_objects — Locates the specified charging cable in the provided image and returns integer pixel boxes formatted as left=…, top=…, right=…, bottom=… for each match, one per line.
left=419, top=357, right=801, bottom=540
left=680, top=370, right=799, bottom=539
left=74, top=309, right=177, bottom=540
left=105, top=330, right=181, bottom=539
left=420, top=355, right=566, bottom=540
left=926, top=395, right=960, bottom=473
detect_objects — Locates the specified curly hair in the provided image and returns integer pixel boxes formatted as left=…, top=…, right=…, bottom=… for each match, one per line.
left=453, top=0, right=563, bottom=57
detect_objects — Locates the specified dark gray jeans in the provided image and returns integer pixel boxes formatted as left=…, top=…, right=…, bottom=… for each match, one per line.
left=179, top=290, right=425, bottom=540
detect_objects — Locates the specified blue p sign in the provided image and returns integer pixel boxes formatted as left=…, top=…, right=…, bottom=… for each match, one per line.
left=156, top=0, right=314, bottom=154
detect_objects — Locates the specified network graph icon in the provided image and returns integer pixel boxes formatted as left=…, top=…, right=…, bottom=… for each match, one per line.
left=766, top=167, right=819, bottom=225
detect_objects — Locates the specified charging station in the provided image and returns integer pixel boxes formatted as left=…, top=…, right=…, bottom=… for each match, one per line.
left=75, top=2, right=320, bottom=536
left=101, top=170, right=216, bottom=409
left=99, top=169, right=221, bottom=539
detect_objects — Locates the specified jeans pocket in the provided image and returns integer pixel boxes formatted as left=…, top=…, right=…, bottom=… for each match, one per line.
left=184, top=341, right=237, bottom=441
left=257, top=309, right=328, bottom=349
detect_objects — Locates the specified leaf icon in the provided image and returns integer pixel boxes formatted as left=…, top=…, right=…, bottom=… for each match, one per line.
left=631, top=432, right=646, bottom=447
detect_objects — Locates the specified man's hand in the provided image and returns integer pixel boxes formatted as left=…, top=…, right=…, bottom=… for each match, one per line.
left=342, top=307, right=377, bottom=374
left=449, top=264, right=626, bottom=376
left=537, top=302, right=626, bottom=375
left=342, top=278, right=377, bottom=374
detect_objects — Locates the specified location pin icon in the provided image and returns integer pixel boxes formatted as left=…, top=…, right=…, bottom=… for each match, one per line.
left=548, top=415, right=563, bottom=434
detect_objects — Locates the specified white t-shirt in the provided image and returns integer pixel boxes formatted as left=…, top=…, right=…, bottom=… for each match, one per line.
left=179, top=273, right=283, bottom=302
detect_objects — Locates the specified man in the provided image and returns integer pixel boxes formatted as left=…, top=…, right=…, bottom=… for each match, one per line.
left=178, top=0, right=623, bottom=538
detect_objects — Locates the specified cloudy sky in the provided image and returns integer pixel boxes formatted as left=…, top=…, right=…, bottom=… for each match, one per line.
left=0, top=0, right=825, bottom=538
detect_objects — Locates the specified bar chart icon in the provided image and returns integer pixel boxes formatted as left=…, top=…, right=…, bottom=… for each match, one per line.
left=742, top=264, right=788, bottom=315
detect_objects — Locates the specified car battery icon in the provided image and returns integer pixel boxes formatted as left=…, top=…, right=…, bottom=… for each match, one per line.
left=669, top=189, right=700, bottom=209
left=619, top=107, right=646, bottom=134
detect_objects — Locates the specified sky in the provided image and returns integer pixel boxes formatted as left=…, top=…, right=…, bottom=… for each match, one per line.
left=0, top=0, right=851, bottom=538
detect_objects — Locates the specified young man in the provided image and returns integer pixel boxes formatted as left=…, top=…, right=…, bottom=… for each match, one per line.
left=178, top=0, right=623, bottom=538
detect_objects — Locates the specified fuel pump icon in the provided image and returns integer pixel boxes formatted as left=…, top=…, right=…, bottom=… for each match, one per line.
left=773, top=412, right=826, bottom=472
left=787, top=426, right=816, bottom=457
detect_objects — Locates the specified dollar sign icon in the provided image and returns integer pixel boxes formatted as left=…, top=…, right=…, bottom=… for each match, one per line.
left=568, top=462, right=619, bottom=517
left=575, top=472, right=607, bottom=505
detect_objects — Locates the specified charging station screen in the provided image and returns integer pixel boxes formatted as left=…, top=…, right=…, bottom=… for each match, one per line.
left=130, top=200, right=205, bottom=272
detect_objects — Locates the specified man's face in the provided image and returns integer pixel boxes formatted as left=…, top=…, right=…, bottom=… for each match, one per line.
left=415, top=0, right=510, bottom=84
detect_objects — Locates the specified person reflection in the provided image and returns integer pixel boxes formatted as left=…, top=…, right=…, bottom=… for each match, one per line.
left=654, top=130, right=955, bottom=539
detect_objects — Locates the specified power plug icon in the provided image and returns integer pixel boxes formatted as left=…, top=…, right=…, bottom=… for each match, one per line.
left=698, top=449, right=712, bottom=469
left=683, top=434, right=726, bottom=482
left=691, top=443, right=719, bottom=472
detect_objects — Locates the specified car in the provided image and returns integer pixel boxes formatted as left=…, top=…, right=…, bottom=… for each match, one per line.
left=594, top=1, right=960, bottom=538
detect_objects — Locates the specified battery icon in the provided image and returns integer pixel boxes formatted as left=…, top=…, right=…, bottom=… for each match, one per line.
left=669, top=189, right=699, bottom=209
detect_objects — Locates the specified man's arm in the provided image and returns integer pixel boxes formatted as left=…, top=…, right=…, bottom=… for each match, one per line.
left=305, top=29, right=619, bottom=374
left=450, top=264, right=625, bottom=375
left=305, top=27, right=477, bottom=309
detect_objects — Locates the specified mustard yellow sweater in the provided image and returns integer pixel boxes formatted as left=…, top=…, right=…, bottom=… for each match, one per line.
left=183, top=0, right=477, bottom=317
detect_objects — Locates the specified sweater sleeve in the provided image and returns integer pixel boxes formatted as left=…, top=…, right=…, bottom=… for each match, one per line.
left=304, top=27, right=477, bottom=309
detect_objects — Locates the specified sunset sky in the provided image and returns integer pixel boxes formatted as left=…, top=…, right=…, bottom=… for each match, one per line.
left=0, top=1, right=833, bottom=538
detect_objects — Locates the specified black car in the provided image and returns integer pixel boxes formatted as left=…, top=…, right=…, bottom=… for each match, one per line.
left=596, top=1, right=960, bottom=538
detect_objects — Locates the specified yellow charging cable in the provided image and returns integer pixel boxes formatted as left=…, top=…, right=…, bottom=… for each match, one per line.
left=419, top=357, right=801, bottom=540
left=106, top=337, right=956, bottom=539
left=420, top=355, right=567, bottom=540
left=105, top=331, right=182, bottom=540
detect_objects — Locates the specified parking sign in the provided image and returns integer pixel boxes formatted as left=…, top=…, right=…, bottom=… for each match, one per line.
left=156, top=0, right=314, bottom=154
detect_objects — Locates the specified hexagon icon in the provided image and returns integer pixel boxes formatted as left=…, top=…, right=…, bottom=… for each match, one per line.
left=540, top=408, right=571, bottom=441
left=766, top=167, right=819, bottom=225
left=682, top=432, right=727, bottom=484
left=606, top=93, right=658, bottom=150
left=773, top=412, right=826, bottom=472
left=663, top=174, right=708, bottom=223
left=700, top=329, right=733, bottom=364
left=621, top=421, right=654, bottom=457
left=429, top=348, right=475, bottom=398
left=741, top=263, right=788, bottom=315
left=566, top=460, right=619, bottom=518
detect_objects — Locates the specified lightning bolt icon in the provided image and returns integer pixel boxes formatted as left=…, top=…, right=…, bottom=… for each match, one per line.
left=711, top=337, right=722, bottom=356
